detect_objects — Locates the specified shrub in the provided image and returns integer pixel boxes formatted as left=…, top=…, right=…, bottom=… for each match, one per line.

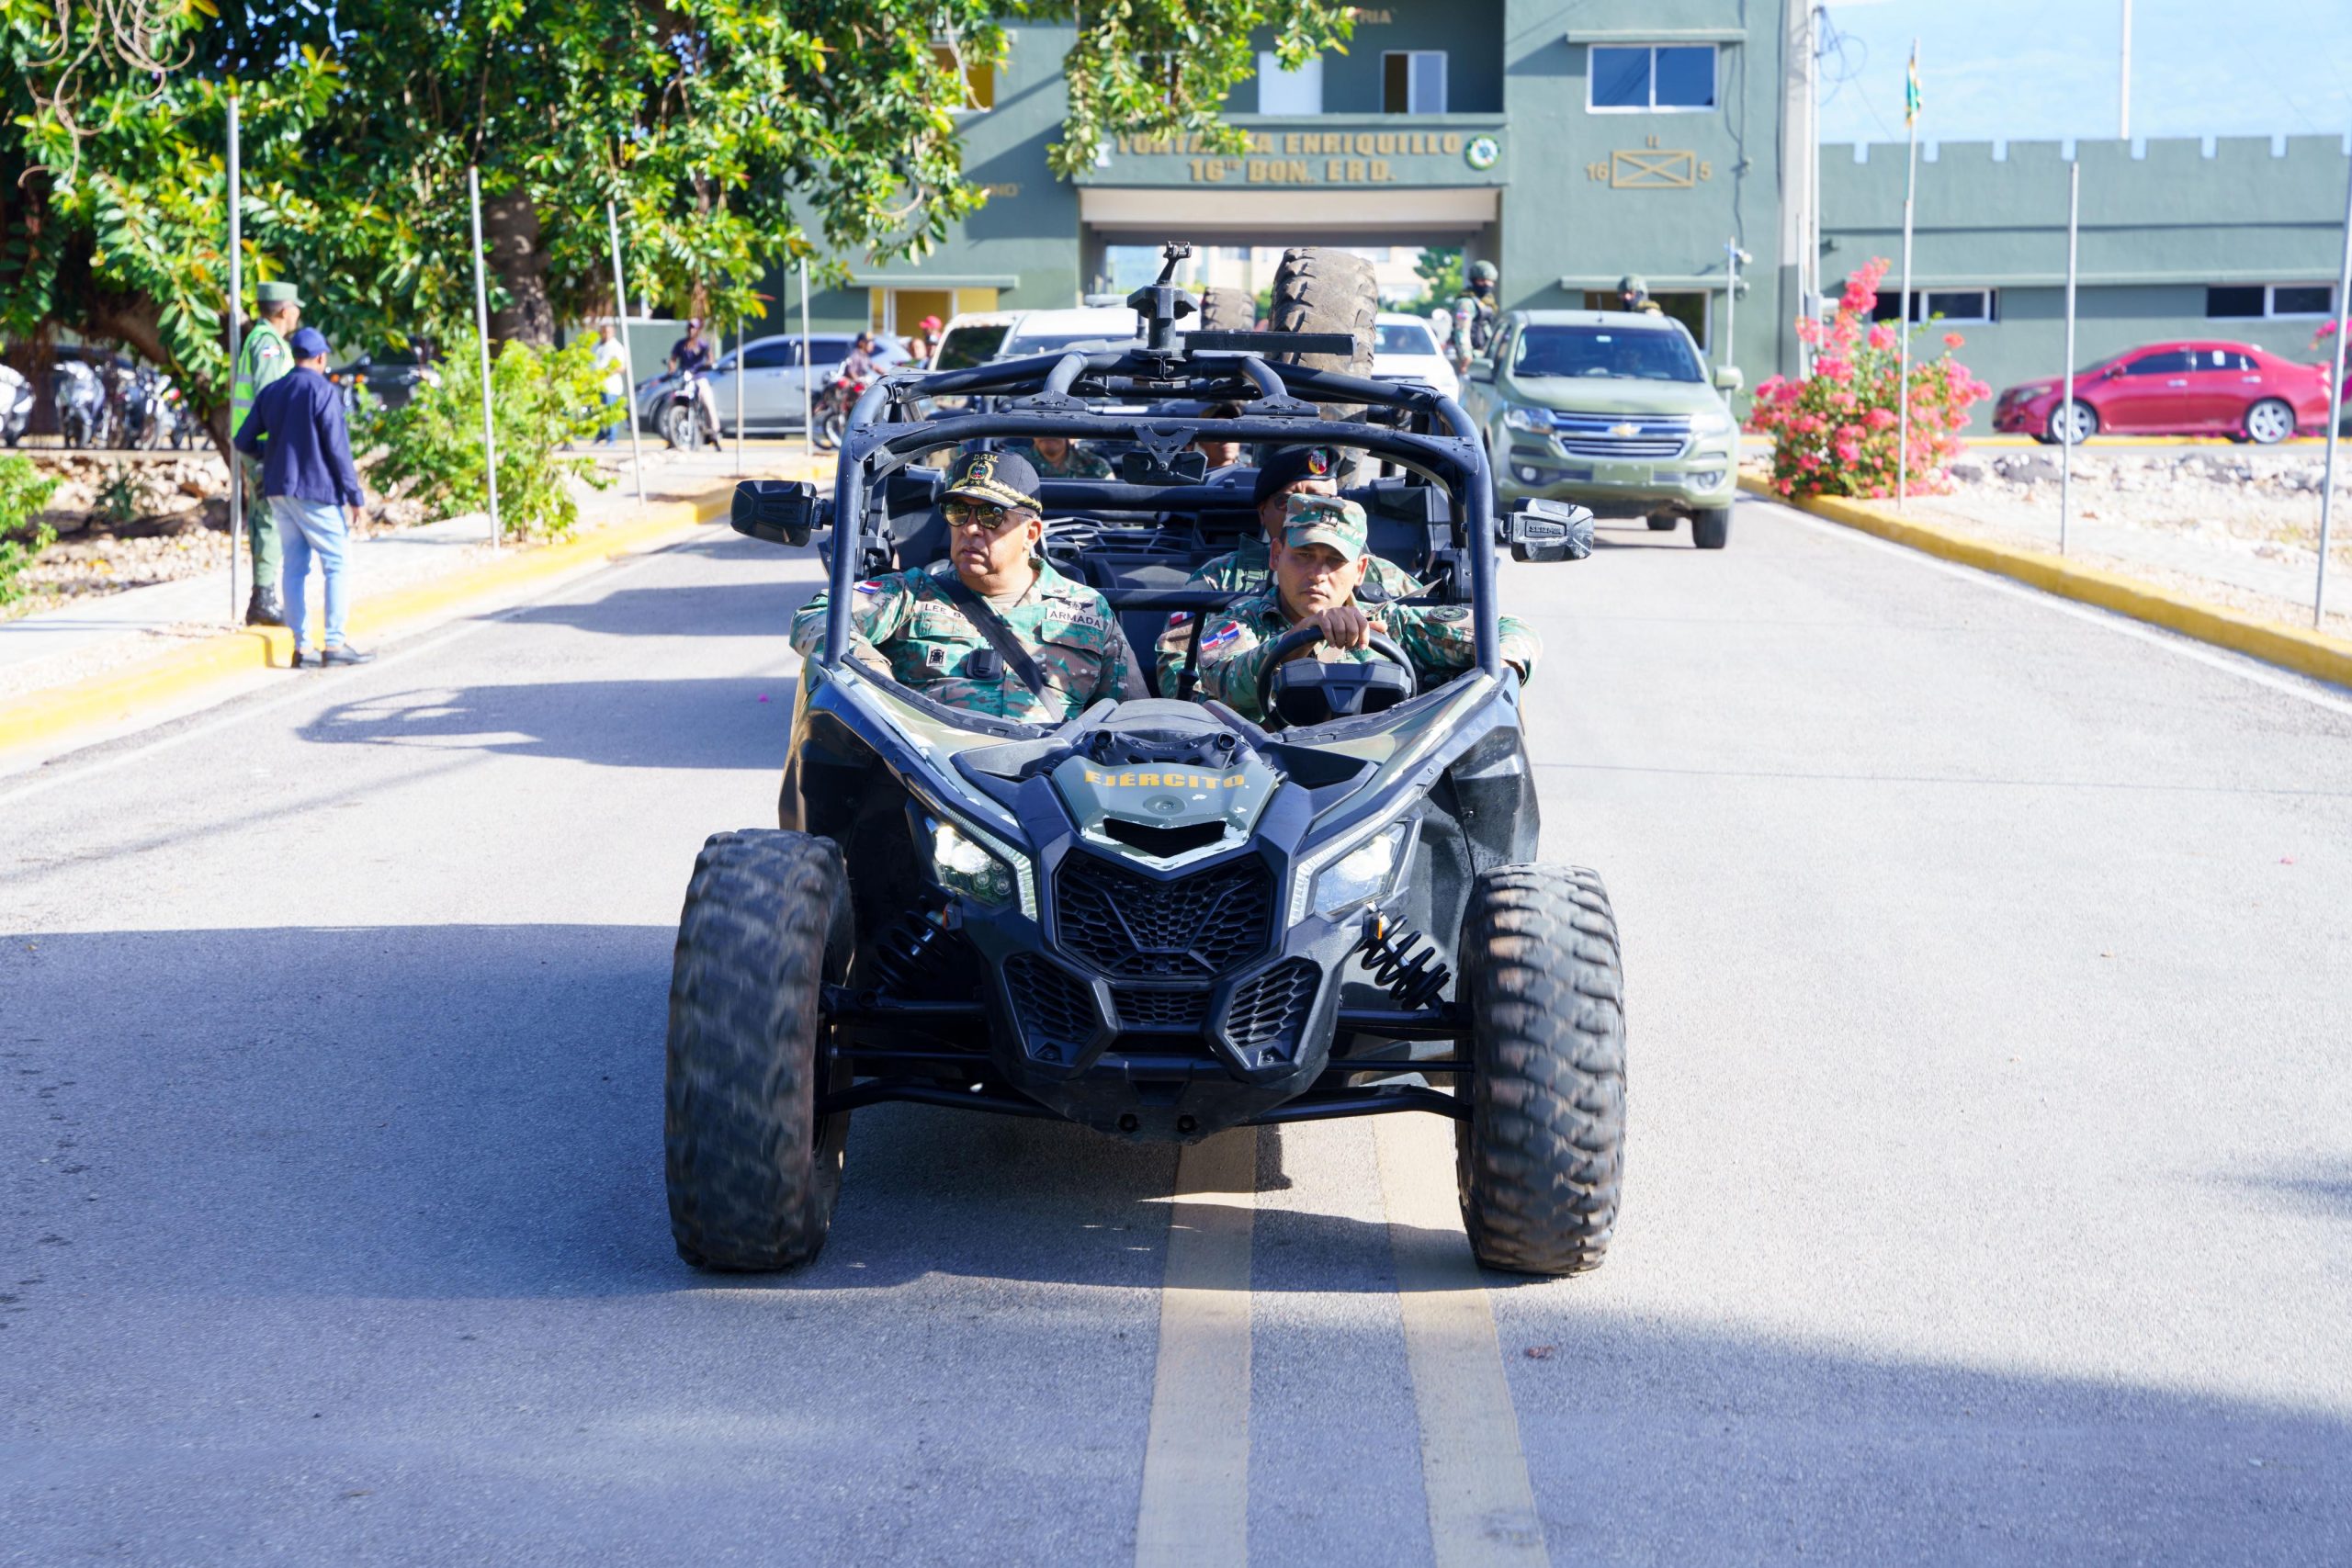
left=0, top=456, right=60, bottom=606
left=371, top=331, right=611, bottom=540
left=1747, top=257, right=1991, bottom=501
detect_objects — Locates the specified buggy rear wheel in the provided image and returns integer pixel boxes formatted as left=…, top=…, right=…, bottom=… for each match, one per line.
left=664, top=829, right=854, bottom=1270
left=1455, top=864, right=1626, bottom=1276
left=1196, top=287, right=1256, bottom=333
left=1268, top=248, right=1378, bottom=419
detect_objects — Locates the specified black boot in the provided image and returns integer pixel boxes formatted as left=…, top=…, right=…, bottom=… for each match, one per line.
left=244, top=587, right=287, bottom=627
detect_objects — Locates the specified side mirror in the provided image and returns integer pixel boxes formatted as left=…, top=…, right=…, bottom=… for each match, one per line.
left=352, top=353, right=374, bottom=372
left=1503, top=498, right=1595, bottom=563
left=1466, top=363, right=1494, bottom=384
left=1117, top=449, right=1208, bottom=486
left=1712, top=365, right=1744, bottom=392
left=732, top=479, right=820, bottom=547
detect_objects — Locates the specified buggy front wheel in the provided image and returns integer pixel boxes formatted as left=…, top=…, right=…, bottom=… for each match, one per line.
left=664, top=829, right=854, bottom=1270
left=1455, top=864, right=1626, bottom=1276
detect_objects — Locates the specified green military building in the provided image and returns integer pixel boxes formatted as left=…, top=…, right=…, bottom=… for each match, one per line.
left=786, top=1, right=2349, bottom=427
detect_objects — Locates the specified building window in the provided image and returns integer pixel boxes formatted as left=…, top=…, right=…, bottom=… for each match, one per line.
left=1383, top=51, right=1447, bottom=113
left=2208, top=284, right=2335, bottom=319
left=1588, top=44, right=1717, bottom=112
left=932, top=44, right=995, bottom=111
left=1869, top=288, right=1999, bottom=324
left=1257, top=52, right=1324, bottom=115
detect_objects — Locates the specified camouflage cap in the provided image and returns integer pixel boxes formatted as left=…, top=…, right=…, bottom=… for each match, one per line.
left=1282, top=492, right=1367, bottom=563
left=943, top=448, right=1041, bottom=511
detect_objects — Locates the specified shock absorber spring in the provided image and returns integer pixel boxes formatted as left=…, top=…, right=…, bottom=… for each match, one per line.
left=1356, top=915, right=1453, bottom=1012
left=867, top=907, right=948, bottom=995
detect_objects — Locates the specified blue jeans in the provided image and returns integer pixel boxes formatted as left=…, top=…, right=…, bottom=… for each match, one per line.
left=598, top=391, right=624, bottom=444
left=271, top=495, right=351, bottom=651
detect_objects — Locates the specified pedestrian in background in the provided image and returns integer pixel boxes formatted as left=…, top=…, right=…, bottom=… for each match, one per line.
left=232, top=325, right=373, bottom=668
left=594, top=323, right=628, bottom=444
left=230, top=280, right=302, bottom=626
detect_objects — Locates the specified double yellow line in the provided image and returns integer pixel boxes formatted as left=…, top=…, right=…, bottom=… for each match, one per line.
left=1135, top=1120, right=1548, bottom=1566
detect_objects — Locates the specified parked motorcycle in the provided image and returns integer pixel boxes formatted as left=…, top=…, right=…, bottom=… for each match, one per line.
left=120, top=365, right=179, bottom=449
left=811, top=370, right=870, bottom=452
left=0, top=364, right=31, bottom=446
left=660, top=367, right=719, bottom=450
left=52, top=357, right=107, bottom=447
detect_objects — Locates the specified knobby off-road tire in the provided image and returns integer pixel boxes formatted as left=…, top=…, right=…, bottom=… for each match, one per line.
left=1196, top=286, right=1256, bottom=333
left=665, top=829, right=854, bottom=1270
left=1268, top=247, right=1378, bottom=419
left=1455, top=864, right=1626, bottom=1276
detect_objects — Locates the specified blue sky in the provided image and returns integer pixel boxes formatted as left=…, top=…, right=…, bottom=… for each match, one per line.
left=1815, top=0, right=2352, bottom=148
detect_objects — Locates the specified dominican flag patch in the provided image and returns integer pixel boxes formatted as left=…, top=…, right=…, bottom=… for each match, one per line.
left=854, top=580, right=884, bottom=595
left=1200, top=620, right=1243, bottom=654
left=1163, top=611, right=1193, bottom=629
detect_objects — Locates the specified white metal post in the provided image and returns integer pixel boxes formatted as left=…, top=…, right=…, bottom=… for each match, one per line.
left=2059, top=160, right=2081, bottom=555
left=226, top=96, right=243, bottom=623
left=799, top=260, right=814, bottom=460
left=2315, top=156, right=2352, bottom=627
left=1806, top=4, right=1824, bottom=378
left=1895, top=91, right=1918, bottom=506
left=1723, top=238, right=1740, bottom=375
left=2119, top=0, right=2133, bottom=141
left=467, top=167, right=502, bottom=550
left=605, top=200, right=647, bottom=503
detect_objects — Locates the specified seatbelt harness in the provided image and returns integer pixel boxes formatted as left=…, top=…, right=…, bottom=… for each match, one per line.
left=938, top=575, right=1048, bottom=696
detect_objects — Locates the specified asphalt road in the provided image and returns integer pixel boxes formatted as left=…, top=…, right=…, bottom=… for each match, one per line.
left=5, top=500, right=2349, bottom=1565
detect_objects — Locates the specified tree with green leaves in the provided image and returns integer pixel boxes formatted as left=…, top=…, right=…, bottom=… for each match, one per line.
left=3, top=0, right=1353, bottom=462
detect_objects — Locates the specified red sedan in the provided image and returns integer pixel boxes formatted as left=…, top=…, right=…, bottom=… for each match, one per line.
left=1993, top=340, right=2333, bottom=445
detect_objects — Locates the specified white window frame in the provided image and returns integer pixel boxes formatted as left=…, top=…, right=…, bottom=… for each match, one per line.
left=1257, top=51, right=1325, bottom=115
left=1383, top=51, right=1448, bottom=114
left=1586, top=43, right=1718, bottom=114
left=2207, top=283, right=2336, bottom=320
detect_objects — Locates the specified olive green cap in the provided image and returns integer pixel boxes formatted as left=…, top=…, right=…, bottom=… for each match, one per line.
left=256, top=281, right=300, bottom=308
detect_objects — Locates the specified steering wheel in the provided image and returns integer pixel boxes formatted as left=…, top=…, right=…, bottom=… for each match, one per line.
left=1264, top=621, right=1419, bottom=697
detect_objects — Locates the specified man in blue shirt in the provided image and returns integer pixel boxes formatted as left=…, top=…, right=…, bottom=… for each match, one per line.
left=232, top=325, right=373, bottom=667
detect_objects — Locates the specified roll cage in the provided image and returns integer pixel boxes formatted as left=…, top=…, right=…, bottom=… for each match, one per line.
left=811, top=340, right=1505, bottom=694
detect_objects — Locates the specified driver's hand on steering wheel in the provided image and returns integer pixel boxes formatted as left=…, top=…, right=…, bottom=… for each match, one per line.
left=1289, top=604, right=1384, bottom=657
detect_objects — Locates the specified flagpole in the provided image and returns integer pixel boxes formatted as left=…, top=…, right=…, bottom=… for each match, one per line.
left=1895, top=39, right=1920, bottom=510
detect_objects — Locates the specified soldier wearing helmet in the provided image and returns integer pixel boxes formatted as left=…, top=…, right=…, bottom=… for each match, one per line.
left=1448, top=259, right=1499, bottom=372
left=1617, top=275, right=1664, bottom=316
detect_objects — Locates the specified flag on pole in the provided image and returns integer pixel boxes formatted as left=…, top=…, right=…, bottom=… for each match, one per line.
left=1905, top=46, right=1923, bottom=127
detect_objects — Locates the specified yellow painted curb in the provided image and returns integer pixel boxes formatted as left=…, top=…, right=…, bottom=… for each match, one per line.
left=0, top=486, right=737, bottom=757
left=1738, top=473, right=2352, bottom=690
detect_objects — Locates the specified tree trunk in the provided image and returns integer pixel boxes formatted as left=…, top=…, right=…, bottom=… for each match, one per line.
left=482, top=191, right=556, bottom=349
left=88, top=290, right=240, bottom=469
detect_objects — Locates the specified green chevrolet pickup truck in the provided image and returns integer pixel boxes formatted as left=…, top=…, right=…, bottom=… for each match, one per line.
left=1463, top=310, right=1744, bottom=549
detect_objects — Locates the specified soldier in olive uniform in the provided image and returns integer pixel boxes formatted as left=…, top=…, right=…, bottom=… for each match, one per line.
left=1152, top=445, right=1426, bottom=696
left=1448, top=259, right=1498, bottom=373
left=1193, top=493, right=1540, bottom=725
left=1617, top=275, right=1665, bottom=317
left=788, top=450, right=1144, bottom=722
left=231, top=280, right=302, bottom=626
left=1010, top=434, right=1113, bottom=480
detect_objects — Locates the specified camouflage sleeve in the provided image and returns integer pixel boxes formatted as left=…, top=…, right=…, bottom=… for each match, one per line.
left=1192, top=614, right=1280, bottom=719
left=1363, top=555, right=1428, bottom=600
left=1152, top=613, right=1195, bottom=698
left=1097, top=619, right=1147, bottom=703
left=1498, top=612, right=1542, bottom=682
left=788, top=573, right=917, bottom=660
left=1384, top=604, right=1543, bottom=684
left=1076, top=447, right=1114, bottom=479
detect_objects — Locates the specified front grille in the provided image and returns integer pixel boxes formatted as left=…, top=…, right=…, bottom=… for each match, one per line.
left=1544, top=412, right=1690, bottom=461
left=1054, top=852, right=1274, bottom=978
left=1002, top=953, right=1099, bottom=1057
left=1226, top=960, right=1320, bottom=1055
left=1110, top=986, right=1212, bottom=1032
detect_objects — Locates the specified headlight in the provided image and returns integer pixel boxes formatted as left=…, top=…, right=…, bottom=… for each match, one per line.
left=929, top=818, right=1017, bottom=907
left=1690, top=409, right=1736, bottom=438
left=1309, top=821, right=1411, bottom=919
left=1501, top=406, right=1549, bottom=433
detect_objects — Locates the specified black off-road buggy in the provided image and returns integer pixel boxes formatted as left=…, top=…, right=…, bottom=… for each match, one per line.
left=664, top=245, right=1624, bottom=1276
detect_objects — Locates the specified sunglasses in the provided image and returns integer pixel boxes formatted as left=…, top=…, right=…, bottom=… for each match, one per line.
left=943, top=499, right=1032, bottom=531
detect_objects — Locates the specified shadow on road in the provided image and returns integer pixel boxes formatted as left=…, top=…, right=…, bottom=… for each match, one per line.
left=298, top=678, right=799, bottom=771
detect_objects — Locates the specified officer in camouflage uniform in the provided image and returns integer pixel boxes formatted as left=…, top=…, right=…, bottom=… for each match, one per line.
left=788, top=449, right=1143, bottom=721
left=1010, top=434, right=1114, bottom=480
left=1193, top=493, right=1540, bottom=724
left=231, top=280, right=302, bottom=626
left=1153, top=444, right=1426, bottom=696
left=1448, top=259, right=1498, bottom=373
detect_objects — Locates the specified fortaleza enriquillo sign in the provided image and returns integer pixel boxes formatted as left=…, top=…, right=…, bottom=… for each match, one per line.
left=1102, top=123, right=1503, bottom=186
